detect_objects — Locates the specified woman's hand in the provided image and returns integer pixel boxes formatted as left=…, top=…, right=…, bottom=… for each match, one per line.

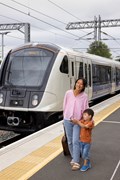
left=70, top=119, right=79, bottom=124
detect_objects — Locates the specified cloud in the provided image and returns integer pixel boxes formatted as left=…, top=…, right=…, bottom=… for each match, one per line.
left=0, top=0, right=120, bottom=58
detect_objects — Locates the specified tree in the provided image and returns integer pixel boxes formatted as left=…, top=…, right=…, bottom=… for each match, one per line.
left=87, top=41, right=112, bottom=59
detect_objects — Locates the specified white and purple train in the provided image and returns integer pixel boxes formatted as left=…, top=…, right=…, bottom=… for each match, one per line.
left=0, top=43, right=120, bottom=133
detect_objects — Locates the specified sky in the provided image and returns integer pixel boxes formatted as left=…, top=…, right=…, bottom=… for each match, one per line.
left=0, top=0, right=120, bottom=59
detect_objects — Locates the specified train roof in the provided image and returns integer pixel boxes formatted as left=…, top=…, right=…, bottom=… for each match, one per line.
left=11, top=42, right=61, bottom=53
left=60, top=45, right=120, bottom=66
left=81, top=52, right=120, bottom=66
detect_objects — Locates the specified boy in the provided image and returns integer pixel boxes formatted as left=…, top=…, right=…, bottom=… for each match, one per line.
left=71, top=108, right=94, bottom=171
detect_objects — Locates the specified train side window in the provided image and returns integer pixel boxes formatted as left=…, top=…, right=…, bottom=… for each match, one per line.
left=100, top=66, right=111, bottom=84
left=88, top=64, right=91, bottom=87
left=92, top=64, right=112, bottom=85
left=71, top=62, right=74, bottom=76
left=100, top=66, right=106, bottom=83
left=60, top=56, right=68, bottom=74
left=78, top=62, right=83, bottom=78
left=92, top=64, right=100, bottom=84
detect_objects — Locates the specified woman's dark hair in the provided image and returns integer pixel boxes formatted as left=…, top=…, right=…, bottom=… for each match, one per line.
left=74, top=78, right=87, bottom=92
left=83, top=108, right=94, bottom=119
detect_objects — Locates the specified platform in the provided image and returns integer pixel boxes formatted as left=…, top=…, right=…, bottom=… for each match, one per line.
left=0, top=95, right=120, bottom=180
left=30, top=108, right=120, bottom=180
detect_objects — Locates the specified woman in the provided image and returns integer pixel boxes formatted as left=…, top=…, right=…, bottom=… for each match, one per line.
left=63, top=78, right=89, bottom=170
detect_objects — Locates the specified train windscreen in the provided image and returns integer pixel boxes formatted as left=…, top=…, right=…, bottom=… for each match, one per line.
left=5, top=48, right=54, bottom=87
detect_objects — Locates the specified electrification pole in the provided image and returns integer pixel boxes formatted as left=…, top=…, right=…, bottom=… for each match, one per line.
left=98, top=15, right=101, bottom=42
left=94, top=16, right=97, bottom=41
left=0, top=32, right=10, bottom=59
left=0, top=23, right=31, bottom=59
left=66, top=16, right=120, bottom=41
left=0, top=23, right=30, bottom=43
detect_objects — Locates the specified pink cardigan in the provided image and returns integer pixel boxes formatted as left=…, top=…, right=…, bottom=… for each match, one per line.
left=63, top=90, right=89, bottom=120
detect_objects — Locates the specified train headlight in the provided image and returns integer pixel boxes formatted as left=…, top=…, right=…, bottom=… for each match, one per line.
left=32, top=95, right=39, bottom=106
left=0, top=93, right=3, bottom=104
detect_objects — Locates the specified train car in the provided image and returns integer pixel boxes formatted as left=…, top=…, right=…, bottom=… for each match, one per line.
left=0, top=43, right=120, bottom=133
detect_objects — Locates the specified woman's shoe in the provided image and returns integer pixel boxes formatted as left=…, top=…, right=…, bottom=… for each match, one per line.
left=71, top=163, right=80, bottom=170
left=70, top=160, right=74, bottom=166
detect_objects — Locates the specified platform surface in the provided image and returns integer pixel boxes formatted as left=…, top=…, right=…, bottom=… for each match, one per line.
left=30, top=108, right=120, bottom=180
left=0, top=95, right=120, bottom=180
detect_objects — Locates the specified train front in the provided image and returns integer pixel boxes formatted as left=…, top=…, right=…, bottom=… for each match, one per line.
left=0, top=43, right=59, bottom=133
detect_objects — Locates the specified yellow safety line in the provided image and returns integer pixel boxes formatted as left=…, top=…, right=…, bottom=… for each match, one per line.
left=0, top=100, right=120, bottom=180
left=94, top=100, right=120, bottom=126
left=0, top=136, right=63, bottom=180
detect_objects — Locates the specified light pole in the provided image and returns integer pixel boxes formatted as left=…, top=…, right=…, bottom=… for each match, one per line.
left=0, top=32, right=10, bottom=59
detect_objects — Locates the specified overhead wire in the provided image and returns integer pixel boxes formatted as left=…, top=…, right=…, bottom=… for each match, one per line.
left=48, top=0, right=82, bottom=21
left=0, top=2, right=120, bottom=58
left=0, top=1, right=93, bottom=51
left=47, top=0, right=92, bottom=35
left=0, top=2, right=81, bottom=39
left=0, top=14, right=21, bottom=23
left=101, top=31, right=120, bottom=46
left=3, top=1, right=120, bottom=56
left=10, top=0, right=67, bottom=25
left=0, top=1, right=94, bottom=50
left=6, top=34, right=24, bottom=40
left=10, top=0, right=92, bottom=41
left=101, top=31, right=120, bottom=56
left=0, top=14, right=79, bottom=41
left=0, top=15, right=24, bottom=41
left=75, top=31, right=94, bottom=40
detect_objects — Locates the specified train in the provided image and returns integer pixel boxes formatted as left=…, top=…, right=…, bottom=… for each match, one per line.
left=0, top=43, right=120, bottom=133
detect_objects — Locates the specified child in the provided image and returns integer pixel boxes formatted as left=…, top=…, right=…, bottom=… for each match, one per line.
left=71, top=108, right=94, bottom=171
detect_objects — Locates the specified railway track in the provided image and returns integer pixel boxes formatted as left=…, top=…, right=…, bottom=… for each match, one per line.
left=0, top=133, right=27, bottom=149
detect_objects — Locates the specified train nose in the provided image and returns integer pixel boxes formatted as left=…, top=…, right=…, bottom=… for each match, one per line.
left=7, top=117, right=20, bottom=126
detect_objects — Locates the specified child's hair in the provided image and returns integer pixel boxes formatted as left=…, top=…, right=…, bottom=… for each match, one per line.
left=83, top=108, right=94, bottom=119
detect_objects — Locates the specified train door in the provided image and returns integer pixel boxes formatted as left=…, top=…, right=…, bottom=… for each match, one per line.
left=68, top=55, right=76, bottom=89
left=76, top=56, right=84, bottom=79
left=83, top=58, right=92, bottom=100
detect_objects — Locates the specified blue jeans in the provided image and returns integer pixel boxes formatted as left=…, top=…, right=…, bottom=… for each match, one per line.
left=64, top=119, right=80, bottom=164
left=80, top=142, right=91, bottom=160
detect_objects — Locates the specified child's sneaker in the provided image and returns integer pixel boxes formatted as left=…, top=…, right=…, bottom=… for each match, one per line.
left=87, top=160, right=91, bottom=168
left=80, top=165, right=90, bottom=171
left=72, top=163, right=80, bottom=171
